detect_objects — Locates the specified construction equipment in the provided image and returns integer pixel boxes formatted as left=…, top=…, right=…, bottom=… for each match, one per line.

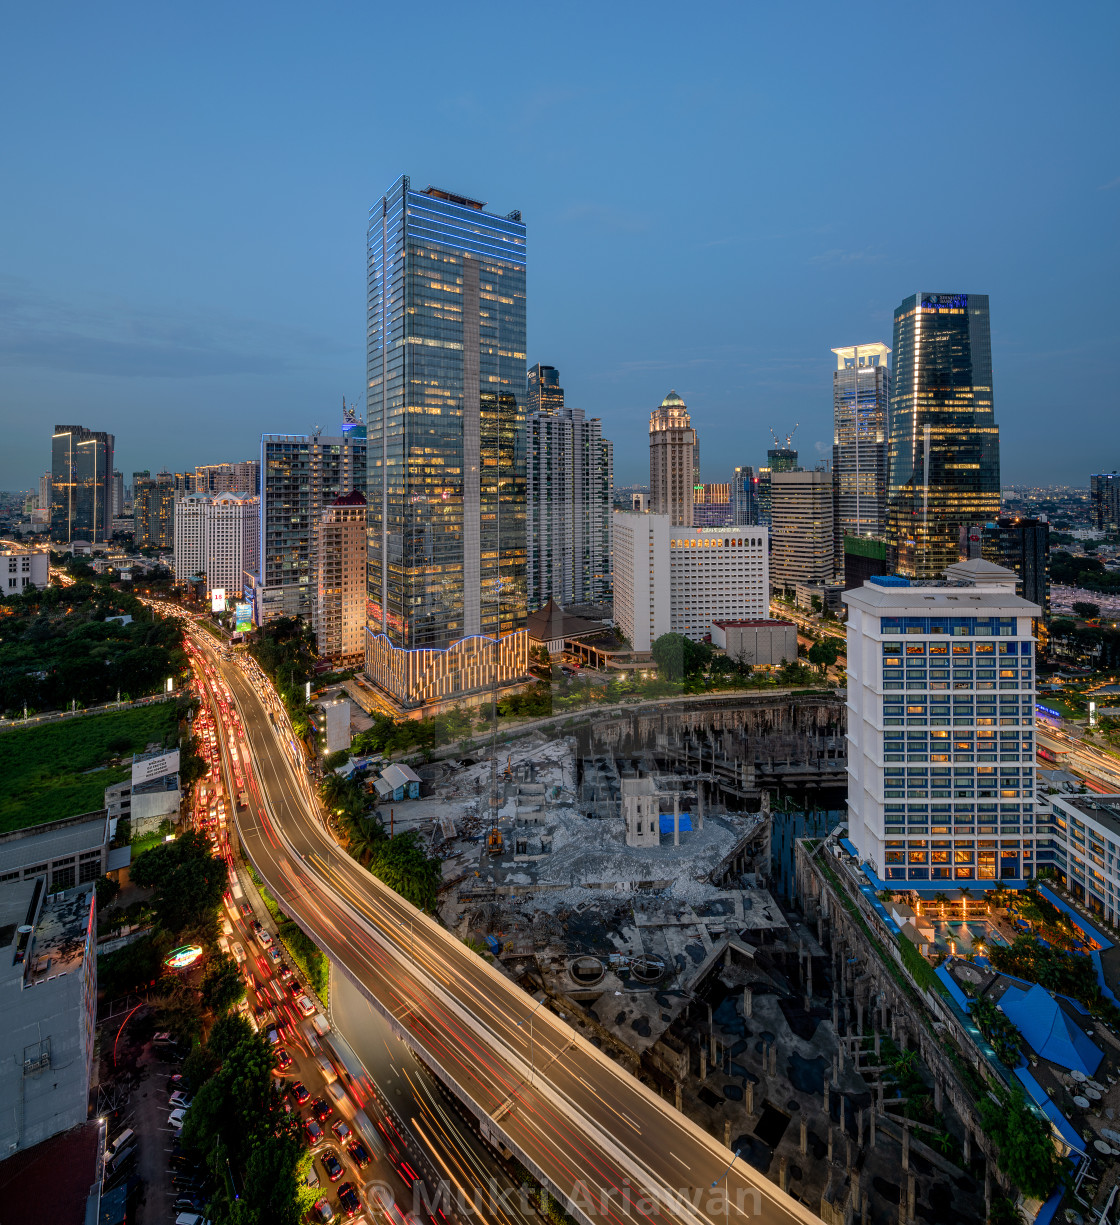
left=768, top=424, right=800, bottom=451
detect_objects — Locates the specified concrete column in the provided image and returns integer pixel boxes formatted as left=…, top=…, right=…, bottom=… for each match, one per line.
left=907, top=1173, right=916, bottom=1225
left=711, top=1029, right=717, bottom=1065
left=724, top=944, right=731, bottom=970
left=697, top=782, right=704, bottom=830
left=769, top=1042, right=777, bottom=1077
left=700, top=1047, right=707, bottom=1079
left=779, top=1156, right=788, bottom=1194
left=724, top=1120, right=731, bottom=1147
left=858, top=1109, right=864, bottom=1147
left=856, top=999, right=864, bottom=1035
left=869, top=1115, right=875, bottom=1148
left=824, top=1081, right=830, bottom=1113
left=675, top=1081, right=682, bottom=1112
left=745, top=1081, right=754, bottom=1115
left=963, top=1129, right=971, bottom=1162
left=827, top=1127, right=833, bottom=1163
left=933, top=1078, right=943, bottom=1112
left=800, top=1118, right=808, bottom=1156
left=744, top=986, right=752, bottom=1018
left=832, top=996, right=839, bottom=1030
left=874, top=1032, right=881, bottom=1058
left=901, top=1123, right=909, bottom=1172
left=674, top=793, right=680, bottom=846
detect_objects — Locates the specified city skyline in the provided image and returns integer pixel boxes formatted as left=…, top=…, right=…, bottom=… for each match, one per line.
left=1, top=5, right=1116, bottom=489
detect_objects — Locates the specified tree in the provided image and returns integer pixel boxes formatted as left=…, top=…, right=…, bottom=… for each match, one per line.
left=652, top=633, right=712, bottom=681
left=201, top=953, right=246, bottom=1014
left=978, top=1088, right=1064, bottom=1200
left=366, top=830, right=443, bottom=911
left=1072, top=601, right=1101, bottom=620
left=808, top=639, right=840, bottom=675
left=131, top=829, right=226, bottom=934
left=95, top=874, right=120, bottom=909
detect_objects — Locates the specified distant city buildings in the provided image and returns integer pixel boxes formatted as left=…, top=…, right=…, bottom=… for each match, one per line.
left=731, top=465, right=759, bottom=527
left=832, top=342, right=890, bottom=540
left=133, top=470, right=176, bottom=550
left=612, top=511, right=769, bottom=651
left=364, top=177, right=528, bottom=709
left=526, top=367, right=613, bottom=611
left=770, top=469, right=835, bottom=593
left=978, top=516, right=1051, bottom=614
left=844, top=559, right=1038, bottom=886
left=195, top=460, right=260, bottom=496
left=50, top=424, right=115, bottom=545
left=1, top=547, right=49, bottom=593
left=649, top=391, right=697, bottom=527
left=887, top=293, right=1001, bottom=578
left=315, top=491, right=367, bottom=663
left=1091, top=472, right=1120, bottom=532
left=174, top=491, right=259, bottom=598
left=692, top=483, right=732, bottom=528
left=526, top=363, right=565, bottom=416
left=109, top=469, right=124, bottom=519
left=259, top=427, right=366, bottom=623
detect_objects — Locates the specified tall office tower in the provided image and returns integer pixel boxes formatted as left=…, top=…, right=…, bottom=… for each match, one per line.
left=649, top=391, right=697, bottom=527
left=979, top=517, right=1051, bottom=614
left=832, top=342, right=890, bottom=539
left=693, top=483, right=732, bottom=527
left=770, top=469, right=835, bottom=593
left=527, top=364, right=565, bottom=416
left=316, top=492, right=368, bottom=663
left=364, top=177, right=528, bottom=710
left=526, top=402, right=613, bottom=611
left=612, top=511, right=769, bottom=650
left=260, top=427, right=367, bottom=623
left=133, top=470, right=176, bottom=550
left=756, top=447, right=798, bottom=527
left=109, top=470, right=124, bottom=518
left=38, top=472, right=51, bottom=514
left=731, top=466, right=759, bottom=526
left=50, top=425, right=114, bottom=544
left=887, top=293, right=1001, bottom=578
left=844, top=559, right=1038, bottom=887
left=1091, top=472, right=1120, bottom=532
left=232, top=459, right=260, bottom=496
left=174, top=492, right=259, bottom=596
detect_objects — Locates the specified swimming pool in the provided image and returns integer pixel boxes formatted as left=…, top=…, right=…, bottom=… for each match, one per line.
left=928, top=918, right=1007, bottom=955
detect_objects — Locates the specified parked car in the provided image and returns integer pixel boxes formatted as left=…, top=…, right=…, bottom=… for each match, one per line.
left=311, top=1098, right=333, bottom=1123
left=330, top=1118, right=351, bottom=1143
left=168, top=1107, right=188, bottom=1127
left=321, top=1148, right=344, bottom=1182
left=346, top=1139, right=371, bottom=1169
left=312, top=1198, right=334, bottom=1223
left=169, top=1091, right=193, bottom=1108
left=338, top=1182, right=361, bottom=1218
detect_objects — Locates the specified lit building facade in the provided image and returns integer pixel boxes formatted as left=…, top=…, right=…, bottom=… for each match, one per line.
left=1042, top=794, right=1120, bottom=925
left=979, top=517, right=1050, bottom=615
left=110, top=470, right=124, bottom=519
left=612, top=511, right=769, bottom=651
left=527, top=398, right=613, bottom=611
left=527, top=363, right=564, bottom=416
left=844, top=559, right=1038, bottom=889
left=365, top=177, right=528, bottom=707
left=832, top=342, right=890, bottom=540
left=731, top=465, right=759, bottom=527
left=2, top=548, right=49, bottom=593
left=50, top=425, right=114, bottom=545
left=649, top=391, right=697, bottom=527
left=260, top=428, right=367, bottom=622
left=1091, top=473, right=1120, bottom=532
left=133, top=470, right=176, bottom=551
left=195, top=461, right=260, bottom=496
left=316, top=492, right=367, bottom=663
left=174, top=492, right=259, bottom=597
left=770, top=469, right=835, bottom=592
left=887, top=293, right=1001, bottom=578
left=693, top=483, right=732, bottom=528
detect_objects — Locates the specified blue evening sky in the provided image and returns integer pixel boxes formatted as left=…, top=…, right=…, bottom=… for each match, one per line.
left=1, top=2, right=1116, bottom=490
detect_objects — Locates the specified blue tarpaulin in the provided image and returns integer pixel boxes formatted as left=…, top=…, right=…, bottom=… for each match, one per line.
left=658, top=813, right=693, bottom=835
left=1000, top=982, right=1103, bottom=1076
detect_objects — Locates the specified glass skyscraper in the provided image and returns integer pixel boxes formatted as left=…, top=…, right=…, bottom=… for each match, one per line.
left=887, top=293, right=1000, bottom=579
left=832, top=342, right=890, bottom=539
left=51, top=424, right=114, bottom=544
left=366, top=177, right=527, bottom=655
left=527, top=363, right=564, bottom=416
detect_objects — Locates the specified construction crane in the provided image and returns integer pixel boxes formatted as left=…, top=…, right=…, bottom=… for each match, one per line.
left=769, top=423, right=800, bottom=451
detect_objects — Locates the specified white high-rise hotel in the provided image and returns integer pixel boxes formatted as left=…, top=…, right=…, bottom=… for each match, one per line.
left=844, top=559, right=1038, bottom=888
left=174, top=492, right=259, bottom=599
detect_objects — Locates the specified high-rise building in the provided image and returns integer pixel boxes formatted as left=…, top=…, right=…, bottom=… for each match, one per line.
left=526, top=379, right=613, bottom=611
left=612, top=511, right=769, bottom=651
left=731, top=466, right=759, bottom=527
left=756, top=447, right=797, bottom=527
left=832, top=342, right=890, bottom=540
left=649, top=391, right=697, bottom=527
left=174, top=492, right=259, bottom=598
left=259, top=428, right=367, bottom=623
left=130, top=471, right=149, bottom=504
left=1090, top=472, right=1120, bottom=532
left=693, top=483, right=732, bottom=528
left=133, top=471, right=176, bottom=551
left=527, top=364, right=564, bottom=416
left=844, top=559, right=1038, bottom=887
left=50, top=425, right=114, bottom=544
left=316, top=492, right=367, bottom=663
left=887, top=293, right=1001, bottom=578
left=364, top=177, right=528, bottom=710
left=770, top=469, right=835, bottom=593
left=109, top=470, right=124, bottom=519
left=37, top=472, right=51, bottom=517
left=979, top=517, right=1050, bottom=614
left=195, top=460, right=260, bottom=496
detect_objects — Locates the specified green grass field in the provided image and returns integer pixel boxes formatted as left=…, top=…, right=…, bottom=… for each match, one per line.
left=0, top=703, right=180, bottom=832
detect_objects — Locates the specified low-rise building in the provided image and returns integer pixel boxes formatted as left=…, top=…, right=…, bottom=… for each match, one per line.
left=711, top=619, right=798, bottom=667
left=1042, top=793, right=1120, bottom=925
left=0, top=812, right=123, bottom=892
left=1, top=547, right=49, bottom=594
left=0, top=880, right=97, bottom=1153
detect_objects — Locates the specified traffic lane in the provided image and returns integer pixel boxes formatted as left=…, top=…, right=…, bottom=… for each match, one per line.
left=332, top=970, right=538, bottom=1225
left=220, top=651, right=816, bottom=1225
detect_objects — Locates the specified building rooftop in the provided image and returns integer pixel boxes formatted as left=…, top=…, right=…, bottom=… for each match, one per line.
left=0, top=1120, right=101, bottom=1225
left=0, top=882, right=94, bottom=987
left=0, top=813, right=107, bottom=880
left=843, top=576, right=1039, bottom=615
left=711, top=619, right=795, bottom=629
left=526, top=599, right=604, bottom=643
left=1057, top=793, right=1120, bottom=840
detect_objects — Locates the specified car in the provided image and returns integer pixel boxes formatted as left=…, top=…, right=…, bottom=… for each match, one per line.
left=265, top=1025, right=280, bottom=1046
left=295, top=994, right=317, bottom=1017
left=267, top=946, right=283, bottom=965
left=321, top=1148, right=344, bottom=1182
left=169, top=1091, right=193, bottom=1108
left=305, top=1117, right=324, bottom=1146
left=291, top=1081, right=310, bottom=1104
left=311, top=1098, right=333, bottom=1123
left=239, top=902, right=253, bottom=918
left=338, top=1182, right=361, bottom=1218
left=275, top=1047, right=292, bottom=1070
left=346, top=1139, right=371, bottom=1169
left=168, top=1107, right=188, bottom=1127
left=312, top=1197, right=334, bottom=1222
left=330, top=1118, right=351, bottom=1143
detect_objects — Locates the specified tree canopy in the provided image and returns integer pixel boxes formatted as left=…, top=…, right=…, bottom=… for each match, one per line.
left=978, top=1088, right=1064, bottom=1200
left=652, top=633, right=712, bottom=681
left=131, top=829, right=226, bottom=934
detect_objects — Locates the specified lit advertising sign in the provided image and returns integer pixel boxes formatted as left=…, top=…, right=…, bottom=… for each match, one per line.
left=234, top=602, right=253, bottom=632
left=132, top=749, right=181, bottom=785
left=164, top=944, right=203, bottom=970
left=211, top=588, right=227, bottom=613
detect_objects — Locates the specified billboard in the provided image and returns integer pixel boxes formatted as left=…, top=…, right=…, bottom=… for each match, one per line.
left=211, top=588, right=227, bottom=613
left=234, top=602, right=253, bottom=632
left=132, top=749, right=181, bottom=785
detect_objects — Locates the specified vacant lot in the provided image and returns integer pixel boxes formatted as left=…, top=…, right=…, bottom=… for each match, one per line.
left=0, top=703, right=180, bottom=832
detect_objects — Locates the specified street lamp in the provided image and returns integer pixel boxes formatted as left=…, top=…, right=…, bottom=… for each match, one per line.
left=398, top=916, right=415, bottom=960
left=712, top=1147, right=741, bottom=1225
left=516, top=997, right=546, bottom=1085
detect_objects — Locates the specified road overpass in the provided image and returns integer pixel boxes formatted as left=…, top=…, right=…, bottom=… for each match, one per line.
left=187, top=628, right=819, bottom=1225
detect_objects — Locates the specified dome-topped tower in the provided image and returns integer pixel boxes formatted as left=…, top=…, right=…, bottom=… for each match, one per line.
left=649, top=390, right=699, bottom=527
